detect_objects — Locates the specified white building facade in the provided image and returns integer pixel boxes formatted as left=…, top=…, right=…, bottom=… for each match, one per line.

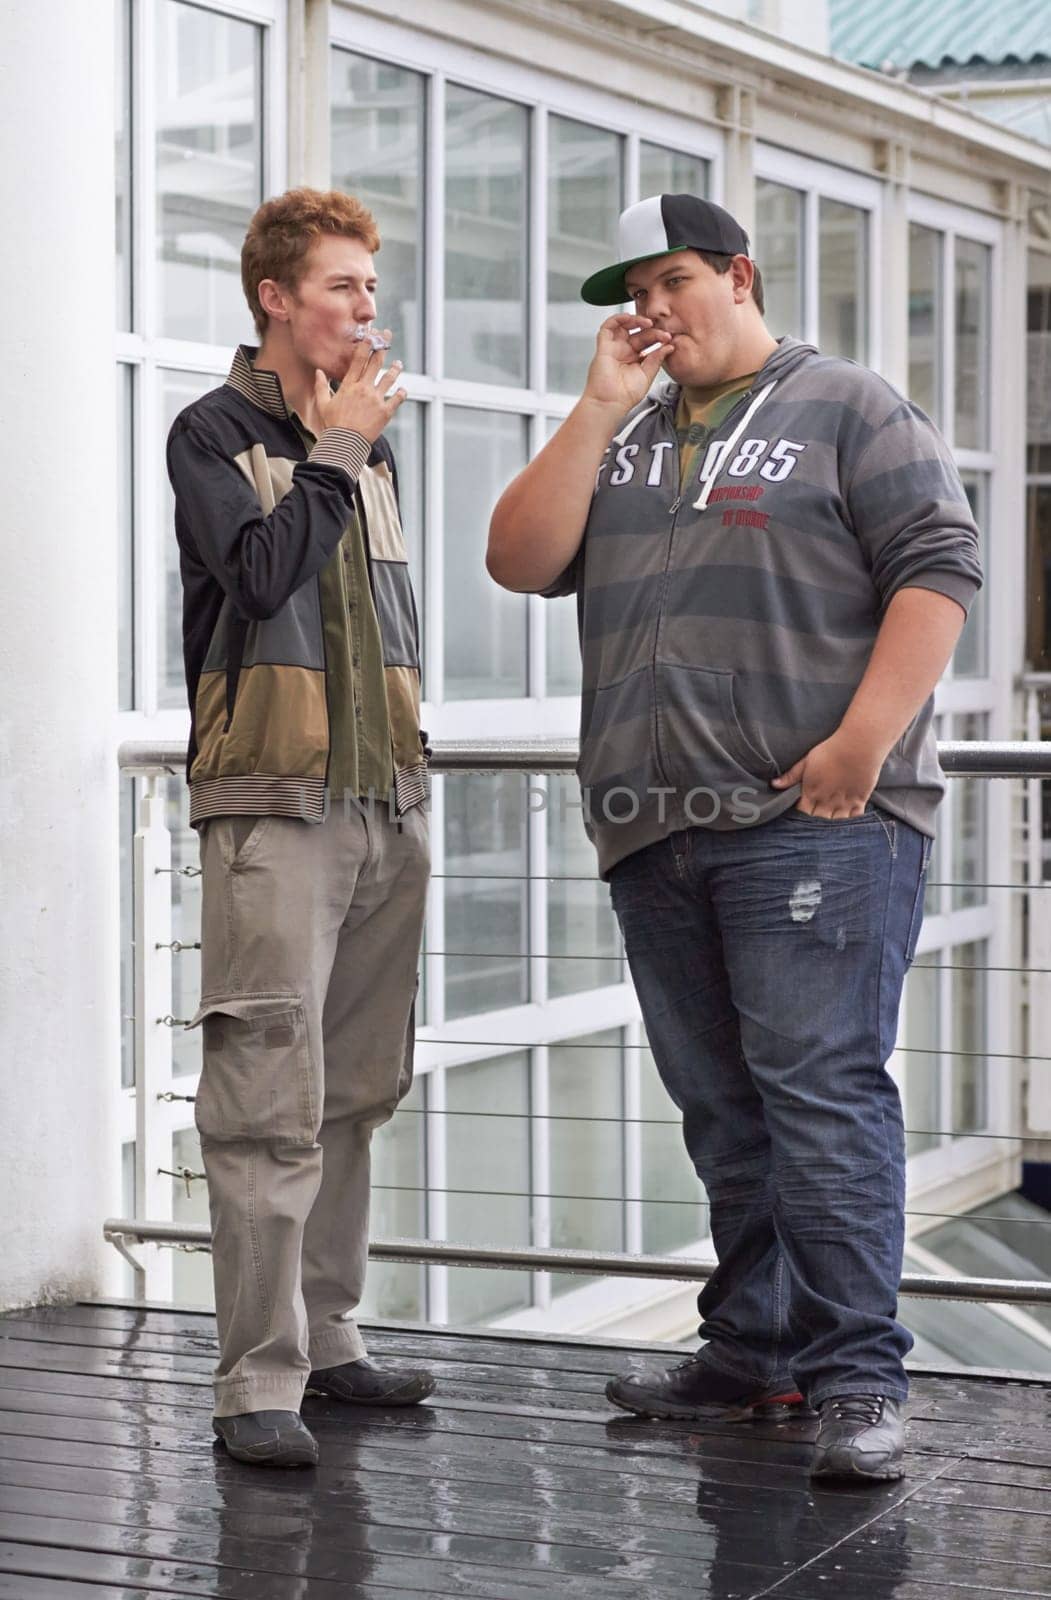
left=4, top=0, right=1051, bottom=1362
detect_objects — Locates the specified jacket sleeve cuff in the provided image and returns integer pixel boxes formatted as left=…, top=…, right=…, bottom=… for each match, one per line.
left=893, top=571, right=981, bottom=618
left=307, top=428, right=371, bottom=484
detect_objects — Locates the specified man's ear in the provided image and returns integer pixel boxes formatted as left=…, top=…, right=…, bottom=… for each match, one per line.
left=257, top=277, right=291, bottom=324
left=729, top=255, right=755, bottom=305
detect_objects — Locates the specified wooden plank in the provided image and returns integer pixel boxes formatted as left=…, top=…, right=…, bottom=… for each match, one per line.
left=0, top=1316, right=677, bottom=1391
left=0, top=1396, right=829, bottom=1475
left=0, top=1385, right=888, bottom=1508
left=0, top=1513, right=777, bottom=1599
left=0, top=1578, right=205, bottom=1600
left=914, top=1477, right=1051, bottom=1517
left=0, top=1541, right=448, bottom=1600
left=0, top=1449, right=903, bottom=1563
left=0, top=1364, right=212, bottom=1408
left=0, top=1338, right=213, bottom=1378
left=0, top=1484, right=804, bottom=1575
left=0, top=1454, right=891, bottom=1547
left=0, top=1577, right=202, bottom=1600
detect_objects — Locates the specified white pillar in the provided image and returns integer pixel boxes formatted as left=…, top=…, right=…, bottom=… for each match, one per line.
left=288, top=0, right=331, bottom=188
left=0, top=2, right=119, bottom=1308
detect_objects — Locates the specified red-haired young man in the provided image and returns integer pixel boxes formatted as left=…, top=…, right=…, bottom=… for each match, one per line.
left=168, top=188, right=432, bottom=1468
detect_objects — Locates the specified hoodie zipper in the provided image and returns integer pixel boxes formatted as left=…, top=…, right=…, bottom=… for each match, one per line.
left=649, top=382, right=769, bottom=788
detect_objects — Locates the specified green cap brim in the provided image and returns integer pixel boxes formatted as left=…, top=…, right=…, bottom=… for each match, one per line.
left=580, top=244, right=690, bottom=306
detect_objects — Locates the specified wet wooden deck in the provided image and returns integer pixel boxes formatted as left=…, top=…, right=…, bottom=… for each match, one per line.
left=0, top=1302, right=1050, bottom=1598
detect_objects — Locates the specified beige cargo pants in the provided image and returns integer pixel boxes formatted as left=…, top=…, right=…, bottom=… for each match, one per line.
left=186, top=798, right=429, bottom=1418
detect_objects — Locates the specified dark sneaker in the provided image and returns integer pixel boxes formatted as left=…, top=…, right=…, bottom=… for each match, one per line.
left=606, top=1353, right=809, bottom=1421
left=212, top=1409, right=318, bottom=1467
left=811, top=1394, right=905, bottom=1481
left=305, top=1356, right=436, bottom=1406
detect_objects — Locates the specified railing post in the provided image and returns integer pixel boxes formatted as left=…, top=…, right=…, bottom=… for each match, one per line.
left=1026, top=687, right=1051, bottom=1131
left=133, top=777, right=174, bottom=1301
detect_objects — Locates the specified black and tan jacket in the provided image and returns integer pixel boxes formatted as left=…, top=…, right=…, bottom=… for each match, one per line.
left=167, top=345, right=427, bottom=827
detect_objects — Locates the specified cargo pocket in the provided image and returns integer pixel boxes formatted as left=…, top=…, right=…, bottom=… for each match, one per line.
left=185, top=992, right=316, bottom=1144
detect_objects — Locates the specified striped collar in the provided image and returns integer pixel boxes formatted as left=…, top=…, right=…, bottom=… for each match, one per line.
left=225, top=344, right=291, bottom=420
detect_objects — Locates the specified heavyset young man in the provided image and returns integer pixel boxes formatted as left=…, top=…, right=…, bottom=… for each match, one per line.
left=168, top=188, right=433, bottom=1468
left=488, top=194, right=983, bottom=1482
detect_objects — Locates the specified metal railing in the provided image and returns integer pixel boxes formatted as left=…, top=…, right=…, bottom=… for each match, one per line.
left=110, top=737, right=1051, bottom=1316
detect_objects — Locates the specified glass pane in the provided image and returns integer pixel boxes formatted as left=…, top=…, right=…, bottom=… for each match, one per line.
left=547, top=117, right=621, bottom=395
left=172, top=1127, right=215, bottom=1306
left=120, top=778, right=135, bottom=1091
left=1028, top=484, right=1051, bottom=670
left=160, top=370, right=215, bottom=709
left=951, top=942, right=987, bottom=1134
left=542, top=416, right=581, bottom=695
left=445, top=1054, right=532, bottom=1322
left=444, top=773, right=528, bottom=1018
left=331, top=51, right=424, bottom=373
left=903, top=955, right=941, bottom=1156
left=549, top=1029, right=624, bottom=1293
left=443, top=407, right=527, bottom=698
left=359, top=1076, right=427, bottom=1320
left=639, top=143, right=709, bottom=202
left=445, top=85, right=528, bottom=386
left=115, top=0, right=132, bottom=329
left=384, top=400, right=425, bottom=678
left=547, top=776, right=622, bottom=997
left=819, top=198, right=867, bottom=362
left=951, top=713, right=988, bottom=911
left=546, top=596, right=580, bottom=695
left=156, top=2, right=263, bottom=345
left=956, top=474, right=988, bottom=678
left=755, top=181, right=803, bottom=339
left=639, top=1044, right=708, bottom=1252
left=117, top=364, right=134, bottom=710
left=955, top=238, right=990, bottom=451
left=908, top=224, right=941, bottom=421
left=163, top=779, right=203, bottom=1080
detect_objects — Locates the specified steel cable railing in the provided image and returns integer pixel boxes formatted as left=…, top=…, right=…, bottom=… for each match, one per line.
left=110, top=737, right=1051, bottom=1311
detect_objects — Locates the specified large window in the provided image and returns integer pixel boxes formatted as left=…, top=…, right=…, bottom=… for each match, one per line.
left=754, top=154, right=876, bottom=360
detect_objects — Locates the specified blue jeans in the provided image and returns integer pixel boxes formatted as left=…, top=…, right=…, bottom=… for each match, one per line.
left=609, top=805, right=932, bottom=1405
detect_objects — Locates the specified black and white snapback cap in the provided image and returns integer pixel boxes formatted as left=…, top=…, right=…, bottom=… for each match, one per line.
left=580, top=193, right=751, bottom=306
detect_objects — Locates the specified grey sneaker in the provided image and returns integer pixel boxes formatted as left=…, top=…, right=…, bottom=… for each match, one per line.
left=212, top=1409, right=319, bottom=1467
left=811, top=1394, right=905, bottom=1481
left=606, top=1353, right=810, bottom=1421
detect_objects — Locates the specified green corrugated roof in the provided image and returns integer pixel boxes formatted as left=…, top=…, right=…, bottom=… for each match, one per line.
left=829, top=0, right=1051, bottom=71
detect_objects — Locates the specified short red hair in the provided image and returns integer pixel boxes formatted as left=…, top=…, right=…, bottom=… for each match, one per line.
left=241, top=187, right=381, bottom=337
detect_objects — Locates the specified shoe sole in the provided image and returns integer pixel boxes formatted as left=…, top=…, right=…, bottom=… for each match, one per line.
left=303, top=1375, right=436, bottom=1406
left=209, top=1440, right=315, bottom=1465
left=811, top=1458, right=905, bottom=1482
left=606, top=1382, right=812, bottom=1422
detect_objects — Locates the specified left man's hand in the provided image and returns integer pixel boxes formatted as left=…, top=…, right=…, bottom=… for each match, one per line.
left=771, top=728, right=886, bottom=818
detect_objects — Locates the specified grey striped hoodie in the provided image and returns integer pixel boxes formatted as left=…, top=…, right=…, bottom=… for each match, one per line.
left=545, top=336, right=983, bottom=877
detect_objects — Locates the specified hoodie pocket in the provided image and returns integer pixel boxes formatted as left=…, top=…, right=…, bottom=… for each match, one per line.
left=185, top=992, right=317, bottom=1144
left=655, top=664, right=778, bottom=796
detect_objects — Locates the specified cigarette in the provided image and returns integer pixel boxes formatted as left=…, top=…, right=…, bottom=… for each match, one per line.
left=351, top=323, right=392, bottom=351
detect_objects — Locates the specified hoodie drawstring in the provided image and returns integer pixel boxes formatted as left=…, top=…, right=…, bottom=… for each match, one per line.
left=692, top=382, right=776, bottom=511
